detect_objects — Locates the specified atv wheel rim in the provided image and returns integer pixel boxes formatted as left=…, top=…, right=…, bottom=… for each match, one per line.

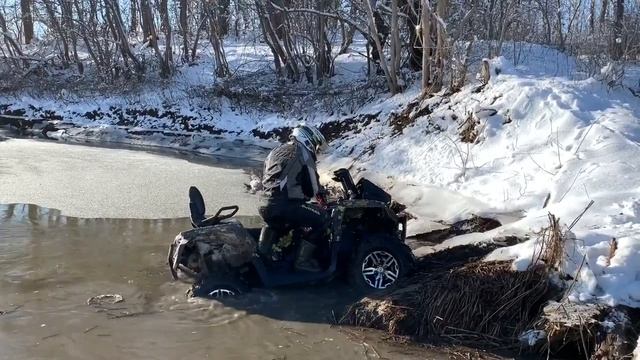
left=208, top=289, right=236, bottom=298
left=361, top=250, right=400, bottom=289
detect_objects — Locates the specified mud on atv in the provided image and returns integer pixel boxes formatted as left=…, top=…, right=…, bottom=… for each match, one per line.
left=167, top=168, right=415, bottom=298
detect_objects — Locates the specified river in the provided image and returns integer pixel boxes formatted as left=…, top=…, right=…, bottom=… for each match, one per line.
left=0, top=138, right=437, bottom=360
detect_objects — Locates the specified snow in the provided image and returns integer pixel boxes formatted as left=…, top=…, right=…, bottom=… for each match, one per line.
left=634, top=337, right=640, bottom=360
left=519, top=329, right=546, bottom=346
left=322, top=44, right=640, bottom=308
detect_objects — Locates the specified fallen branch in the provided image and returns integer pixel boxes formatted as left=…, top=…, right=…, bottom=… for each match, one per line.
left=568, top=200, right=595, bottom=230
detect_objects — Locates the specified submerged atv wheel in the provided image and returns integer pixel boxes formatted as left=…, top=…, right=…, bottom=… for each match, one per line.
left=190, top=275, right=246, bottom=299
left=350, top=235, right=414, bottom=293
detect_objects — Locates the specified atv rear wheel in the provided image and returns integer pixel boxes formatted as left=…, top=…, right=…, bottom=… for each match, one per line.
left=349, top=235, right=414, bottom=293
left=190, top=275, right=247, bottom=299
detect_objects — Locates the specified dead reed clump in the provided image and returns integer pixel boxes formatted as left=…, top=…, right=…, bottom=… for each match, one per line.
left=342, top=216, right=571, bottom=349
left=342, top=259, right=552, bottom=348
left=459, top=111, right=480, bottom=143
left=533, top=214, right=565, bottom=271
left=535, top=301, right=605, bottom=357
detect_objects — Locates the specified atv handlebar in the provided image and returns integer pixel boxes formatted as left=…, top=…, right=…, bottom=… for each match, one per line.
left=316, top=192, right=328, bottom=209
left=332, top=168, right=358, bottom=199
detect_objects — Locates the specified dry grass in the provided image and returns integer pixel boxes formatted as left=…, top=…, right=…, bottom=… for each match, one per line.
left=459, top=111, right=480, bottom=143
left=342, top=259, right=552, bottom=348
left=341, top=216, right=572, bottom=349
left=533, top=214, right=565, bottom=271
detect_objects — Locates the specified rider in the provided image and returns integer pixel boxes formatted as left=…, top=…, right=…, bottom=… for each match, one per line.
left=259, top=124, right=328, bottom=272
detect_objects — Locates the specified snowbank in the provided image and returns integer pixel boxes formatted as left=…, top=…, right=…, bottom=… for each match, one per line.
left=323, top=46, right=640, bottom=308
left=0, top=37, right=373, bottom=144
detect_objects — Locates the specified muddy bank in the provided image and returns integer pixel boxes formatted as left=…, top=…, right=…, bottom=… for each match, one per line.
left=407, top=215, right=503, bottom=247
left=0, top=102, right=381, bottom=141
left=341, top=216, right=640, bottom=359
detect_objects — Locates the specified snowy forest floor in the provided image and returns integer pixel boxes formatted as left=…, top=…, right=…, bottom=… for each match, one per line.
left=2, top=38, right=640, bottom=356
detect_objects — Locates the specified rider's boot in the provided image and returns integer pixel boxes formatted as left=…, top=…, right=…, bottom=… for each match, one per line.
left=295, top=240, right=321, bottom=272
left=258, top=226, right=276, bottom=261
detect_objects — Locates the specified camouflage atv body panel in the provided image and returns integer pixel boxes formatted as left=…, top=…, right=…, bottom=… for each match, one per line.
left=168, top=219, right=256, bottom=279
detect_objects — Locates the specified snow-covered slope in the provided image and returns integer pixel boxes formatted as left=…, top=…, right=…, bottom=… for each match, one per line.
left=323, top=48, right=640, bottom=308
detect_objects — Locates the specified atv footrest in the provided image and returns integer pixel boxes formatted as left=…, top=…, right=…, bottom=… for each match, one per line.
left=251, top=247, right=338, bottom=288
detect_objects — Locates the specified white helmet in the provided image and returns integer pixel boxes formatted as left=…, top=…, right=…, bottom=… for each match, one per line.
left=291, top=124, right=327, bottom=154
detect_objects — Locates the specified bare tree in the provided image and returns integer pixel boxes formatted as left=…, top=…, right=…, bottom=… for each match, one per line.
left=140, top=0, right=171, bottom=76
left=421, top=0, right=432, bottom=93
left=20, top=0, right=33, bottom=44
left=130, top=0, right=139, bottom=33
left=365, top=0, right=398, bottom=93
left=180, top=0, right=189, bottom=61
left=206, top=0, right=230, bottom=77
left=612, top=0, right=624, bottom=59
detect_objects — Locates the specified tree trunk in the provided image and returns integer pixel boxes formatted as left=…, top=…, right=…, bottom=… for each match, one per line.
left=365, top=0, right=398, bottom=94
left=555, top=0, right=565, bottom=51
left=256, top=2, right=283, bottom=75
left=191, top=17, right=207, bottom=61
left=0, top=12, right=27, bottom=68
left=391, top=0, right=401, bottom=79
left=218, top=0, right=231, bottom=36
left=612, top=0, right=624, bottom=59
left=542, top=0, right=552, bottom=43
left=209, top=21, right=229, bottom=78
left=339, top=3, right=357, bottom=54
left=433, top=0, right=448, bottom=91
left=43, top=0, right=71, bottom=66
left=73, top=0, right=104, bottom=73
left=589, top=0, right=595, bottom=33
left=162, top=0, right=172, bottom=68
left=141, top=0, right=154, bottom=45
left=105, top=0, right=144, bottom=74
left=256, top=0, right=299, bottom=80
left=20, top=0, right=34, bottom=44
left=159, top=0, right=169, bottom=33
left=406, top=0, right=422, bottom=71
left=180, top=0, right=189, bottom=61
left=315, top=0, right=332, bottom=83
left=600, top=0, right=609, bottom=26
left=130, top=0, right=138, bottom=34
left=421, top=0, right=432, bottom=93
left=61, top=0, right=83, bottom=74
left=451, top=38, right=474, bottom=92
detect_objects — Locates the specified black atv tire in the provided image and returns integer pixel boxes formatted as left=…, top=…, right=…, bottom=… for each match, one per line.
left=349, top=235, right=414, bottom=293
left=189, top=274, right=247, bottom=299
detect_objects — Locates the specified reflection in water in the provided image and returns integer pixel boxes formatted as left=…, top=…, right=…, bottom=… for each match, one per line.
left=0, top=204, right=428, bottom=360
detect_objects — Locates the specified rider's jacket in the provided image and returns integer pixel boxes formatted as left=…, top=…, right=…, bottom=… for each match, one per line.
left=262, top=140, right=320, bottom=201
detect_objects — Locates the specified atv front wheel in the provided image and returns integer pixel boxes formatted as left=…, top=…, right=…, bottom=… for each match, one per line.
left=349, top=235, right=414, bottom=293
left=190, top=275, right=247, bottom=299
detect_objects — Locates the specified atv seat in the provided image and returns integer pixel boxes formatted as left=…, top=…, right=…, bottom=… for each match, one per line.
left=189, top=186, right=239, bottom=228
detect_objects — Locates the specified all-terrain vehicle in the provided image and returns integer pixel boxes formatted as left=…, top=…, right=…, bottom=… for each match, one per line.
left=167, top=168, right=414, bottom=298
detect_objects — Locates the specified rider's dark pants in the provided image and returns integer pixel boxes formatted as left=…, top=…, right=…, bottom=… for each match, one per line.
left=259, top=199, right=329, bottom=244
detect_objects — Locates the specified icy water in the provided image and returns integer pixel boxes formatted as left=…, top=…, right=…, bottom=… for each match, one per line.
left=0, top=139, right=433, bottom=360
left=0, top=138, right=263, bottom=218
